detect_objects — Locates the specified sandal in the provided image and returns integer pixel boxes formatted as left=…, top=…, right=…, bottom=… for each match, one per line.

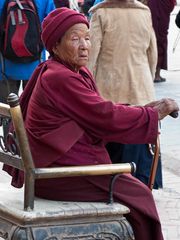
left=154, top=77, right=166, bottom=83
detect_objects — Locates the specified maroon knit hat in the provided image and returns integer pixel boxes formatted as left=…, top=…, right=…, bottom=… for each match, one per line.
left=41, top=7, right=89, bottom=53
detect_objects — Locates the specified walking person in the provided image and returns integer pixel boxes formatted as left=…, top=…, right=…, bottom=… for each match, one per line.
left=148, top=0, right=176, bottom=82
left=54, top=0, right=70, bottom=8
left=0, top=0, right=55, bottom=103
left=88, top=0, right=162, bottom=188
left=0, top=0, right=55, bottom=137
left=54, top=0, right=80, bottom=11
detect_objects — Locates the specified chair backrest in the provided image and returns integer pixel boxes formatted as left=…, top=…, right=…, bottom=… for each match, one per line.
left=0, top=93, right=136, bottom=211
left=0, top=93, right=36, bottom=211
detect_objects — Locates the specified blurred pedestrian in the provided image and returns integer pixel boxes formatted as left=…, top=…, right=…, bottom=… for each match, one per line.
left=81, top=0, right=95, bottom=19
left=88, top=0, right=162, bottom=188
left=148, top=0, right=176, bottom=82
left=0, top=0, right=55, bottom=102
left=54, top=0, right=80, bottom=11
left=54, top=0, right=70, bottom=8
left=0, top=0, right=55, bottom=137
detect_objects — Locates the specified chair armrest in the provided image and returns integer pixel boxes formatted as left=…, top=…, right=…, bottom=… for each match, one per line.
left=34, top=162, right=136, bottom=179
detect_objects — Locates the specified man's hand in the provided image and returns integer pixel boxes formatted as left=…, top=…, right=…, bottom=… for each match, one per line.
left=145, top=98, right=179, bottom=120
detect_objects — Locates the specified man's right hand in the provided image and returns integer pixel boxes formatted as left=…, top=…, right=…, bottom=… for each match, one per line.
left=146, top=98, right=179, bottom=120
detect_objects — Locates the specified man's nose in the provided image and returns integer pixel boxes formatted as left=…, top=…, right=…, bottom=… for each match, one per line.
left=79, top=39, right=88, bottom=49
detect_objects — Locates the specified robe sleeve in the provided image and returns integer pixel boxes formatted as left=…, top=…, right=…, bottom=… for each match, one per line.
left=42, top=67, right=159, bottom=145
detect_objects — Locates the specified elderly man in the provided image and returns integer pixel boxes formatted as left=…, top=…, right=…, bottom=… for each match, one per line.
left=3, top=7, right=179, bottom=240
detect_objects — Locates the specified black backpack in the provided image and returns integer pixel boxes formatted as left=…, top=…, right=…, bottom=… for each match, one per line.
left=0, top=0, right=43, bottom=63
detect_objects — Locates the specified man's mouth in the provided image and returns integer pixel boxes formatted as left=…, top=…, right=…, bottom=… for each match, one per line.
left=79, top=55, right=88, bottom=60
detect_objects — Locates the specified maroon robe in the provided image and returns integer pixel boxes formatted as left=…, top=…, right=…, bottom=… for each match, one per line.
left=148, top=0, right=176, bottom=70
left=4, top=58, right=163, bottom=240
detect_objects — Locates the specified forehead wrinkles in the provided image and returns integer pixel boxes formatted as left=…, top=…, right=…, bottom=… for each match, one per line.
left=65, top=24, right=89, bottom=37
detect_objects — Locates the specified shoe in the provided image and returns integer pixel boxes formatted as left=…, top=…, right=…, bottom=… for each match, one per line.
left=154, top=77, right=166, bottom=83
left=160, top=76, right=166, bottom=81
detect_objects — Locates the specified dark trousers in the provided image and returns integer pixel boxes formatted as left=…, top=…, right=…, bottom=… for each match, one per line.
left=0, top=79, right=28, bottom=138
left=0, top=79, right=27, bottom=103
left=106, top=142, right=163, bottom=189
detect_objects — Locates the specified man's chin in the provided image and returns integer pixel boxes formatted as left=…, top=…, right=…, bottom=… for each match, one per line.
left=78, top=60, right=88, bottom=67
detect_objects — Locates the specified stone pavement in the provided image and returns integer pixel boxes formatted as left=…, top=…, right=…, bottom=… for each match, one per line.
left=0, top=5, right=180, bottom=240
left=152, top=4, right=180, bottom=240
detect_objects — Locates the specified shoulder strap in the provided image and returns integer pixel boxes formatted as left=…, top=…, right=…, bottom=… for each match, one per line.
left=15, top=0, right=24, bottom=9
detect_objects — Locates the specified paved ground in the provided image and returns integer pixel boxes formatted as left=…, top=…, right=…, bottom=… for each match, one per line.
left=0, top=4, right=180, bottom=240
left=152, top=5, right=180, bottom=240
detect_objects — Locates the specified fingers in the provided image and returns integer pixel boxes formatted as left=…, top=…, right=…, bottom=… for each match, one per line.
left=145, top=98, right=174, bottom=108
left=153, top=98, right=179, bottom=120
left=145, top=100, right=162, bottom=107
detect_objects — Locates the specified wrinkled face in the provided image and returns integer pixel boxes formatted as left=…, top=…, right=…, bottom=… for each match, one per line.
left=53, top=23, right=91, bottom=71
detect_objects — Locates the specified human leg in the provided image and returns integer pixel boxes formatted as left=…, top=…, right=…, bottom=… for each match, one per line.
left=154, top=67, right=166, bottom=83
left=148, top=0, right=172, bottom=83
left=22, top=80, right=28, bottom=90
left=0, top=79, right=21, bottom=103
left=0, top=79, right=21, bottom=138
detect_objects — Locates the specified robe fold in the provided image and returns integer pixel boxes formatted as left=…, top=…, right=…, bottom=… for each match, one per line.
left=3, top=58, right=163, bottom=240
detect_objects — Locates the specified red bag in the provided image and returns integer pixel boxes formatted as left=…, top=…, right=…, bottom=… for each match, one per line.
left=0, top=0, right=43, bottom=63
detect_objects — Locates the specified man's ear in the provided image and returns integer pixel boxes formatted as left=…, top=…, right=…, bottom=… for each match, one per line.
left=52, top=45, right=58, bottom=55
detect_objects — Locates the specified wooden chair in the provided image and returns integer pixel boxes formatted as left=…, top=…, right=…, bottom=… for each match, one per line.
left=0, top=93, right=136, bottom=240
